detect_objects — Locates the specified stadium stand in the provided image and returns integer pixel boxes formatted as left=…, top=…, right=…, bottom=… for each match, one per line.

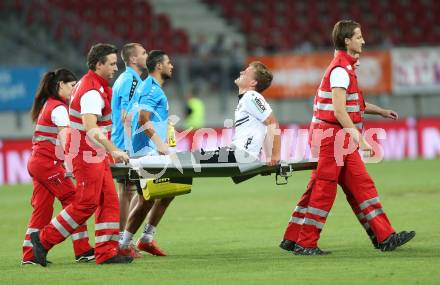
left=0, top=2, right=82, bottom=72
left=47, top=0, right=190, bottom=55
left=205, top=0, right=440, bottom=52
left=1, top=0, right=190, bottom=57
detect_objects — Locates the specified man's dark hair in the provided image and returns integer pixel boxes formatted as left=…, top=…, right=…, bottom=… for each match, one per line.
left=87, top=43, right=118, bottom=71
left=332, top=20, right=361, bottom=51
left=146, top=50, right=166, bottom=72
left=121, top=43, right=141, bottom=65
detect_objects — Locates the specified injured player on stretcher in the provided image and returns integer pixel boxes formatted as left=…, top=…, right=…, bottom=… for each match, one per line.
left=124, top=61, right=282, bottom=199
left=130, top=61, right=280, bottom=169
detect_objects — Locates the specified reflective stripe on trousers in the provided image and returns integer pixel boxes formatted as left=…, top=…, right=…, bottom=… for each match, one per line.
left=71, top=231, right=89, bottom=241
left=95, top=234, right=120, bottom=243
left=95, top=222, right=119, bottom=231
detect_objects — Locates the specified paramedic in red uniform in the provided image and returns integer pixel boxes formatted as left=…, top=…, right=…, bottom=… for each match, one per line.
left=281, top=20, right=415, bottom=255
left=23, top=69, right=94, bottom=265
left=30, top=44, right=133, bottom=266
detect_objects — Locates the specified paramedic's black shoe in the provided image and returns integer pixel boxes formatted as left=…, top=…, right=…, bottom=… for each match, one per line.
left=395, top=231, right=416, bottom=248
left=101, top=254, right=133, bottom=264
left=370, top=236, right=380, bottom=249
left=293, top=244, right=331, bottom=255
left=370, top=237, right=380, bottom=249
left=21, top=260, right=52, bottom=265
left=75, top=249, right=95, bottom=262
left=379, top=231, right=416, bottom=252
left=279, top=239, right=296, bottom=252
left=30, top=231, right=48, bottom=267
left=366, top=229, right=380, bottom=249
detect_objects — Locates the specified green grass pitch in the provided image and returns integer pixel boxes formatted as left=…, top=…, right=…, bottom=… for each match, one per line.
left=1, top=159, right=439, bottom=285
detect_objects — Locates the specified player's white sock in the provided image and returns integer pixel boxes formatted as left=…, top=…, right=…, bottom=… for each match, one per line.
left=140, top=224, right=156, bottom=243
left=119, top=231, right=134, bottom=249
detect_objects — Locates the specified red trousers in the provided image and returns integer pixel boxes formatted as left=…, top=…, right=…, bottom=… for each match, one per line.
left=283, top=125, right=395, bottom=248
left=23, top=153, right=92, bottom=262
left=38, top=155, right=120, bottom=264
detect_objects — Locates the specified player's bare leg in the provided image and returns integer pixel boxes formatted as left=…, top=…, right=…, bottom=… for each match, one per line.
left=124, top=196, right=154, bottom=236
left=117, top=181, right=137, bottom=233
left=129, top=194, right=139, bottom=215
left=148, top=197, right=174, bottom=226
left=137, top=197, right=175, bottom=256
left=119, top=195, right=154, bottom=257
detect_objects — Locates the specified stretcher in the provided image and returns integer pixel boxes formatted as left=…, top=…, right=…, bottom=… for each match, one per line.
left=111, top=150, right=317, bottom=185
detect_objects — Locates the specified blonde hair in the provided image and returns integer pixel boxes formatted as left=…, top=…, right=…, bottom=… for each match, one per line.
left=250, top=61, right=273, bottom=93
left=121, top=43, right=142, bottom=65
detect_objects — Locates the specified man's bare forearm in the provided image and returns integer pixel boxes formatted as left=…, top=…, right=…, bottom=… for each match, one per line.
left=121, top=109, right=127, bottom=123
left=271, top=131, right=281, bottom=161
left=333, top=88, right=362, bottom=142
left=263, top=114, right=281, bottom=163
left=365, top=102, right=384, bottom=115
left=83, top=114, right=118, bottom=153
left=139, top=111, right=168, bottom=153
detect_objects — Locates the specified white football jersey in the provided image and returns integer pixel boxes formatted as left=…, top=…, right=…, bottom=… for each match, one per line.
left=232, top=90, right=272, bottom=158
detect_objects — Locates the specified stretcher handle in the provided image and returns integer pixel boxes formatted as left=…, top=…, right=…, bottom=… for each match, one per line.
left=275, top=162, right=293, bottom=185
left=128, top=169, right=140, bottom=181
left=276, top=174, right=289, bottom=185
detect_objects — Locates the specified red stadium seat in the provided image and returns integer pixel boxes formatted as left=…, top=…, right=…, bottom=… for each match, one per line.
left=5, top=0, right=437, bottom=57
left=203, top=0, right=440, bottom=51
left=16, top=0, right=190, bottom=55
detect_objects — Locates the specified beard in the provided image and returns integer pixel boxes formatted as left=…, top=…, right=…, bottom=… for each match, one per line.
left=161, top=71, right=171, bottom=81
